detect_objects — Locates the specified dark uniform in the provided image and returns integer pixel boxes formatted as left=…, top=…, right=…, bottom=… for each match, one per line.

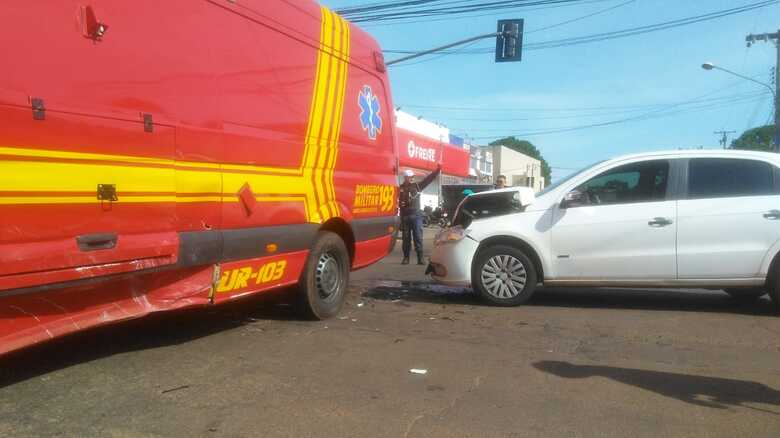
left=399, top=167, right=441, bottom=264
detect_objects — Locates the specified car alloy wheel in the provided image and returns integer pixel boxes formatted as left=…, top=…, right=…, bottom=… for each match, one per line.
left=481, top=255, right=527, bottom=299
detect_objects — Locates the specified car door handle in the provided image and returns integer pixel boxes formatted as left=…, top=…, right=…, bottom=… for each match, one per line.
left=648, top=217, right=673, bottom=227
left=76, top=233, right=117, bottom=251
left=763, top=210, right=780, bottom=220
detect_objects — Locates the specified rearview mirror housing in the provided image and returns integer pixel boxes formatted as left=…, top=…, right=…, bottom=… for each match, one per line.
left=561, top=189, right=585, bottom=209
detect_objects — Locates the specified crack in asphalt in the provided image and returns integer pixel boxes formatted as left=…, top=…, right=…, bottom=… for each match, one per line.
left=402, top=374, right=486, bottom=438
left=403, top=415, right=425, bottom=438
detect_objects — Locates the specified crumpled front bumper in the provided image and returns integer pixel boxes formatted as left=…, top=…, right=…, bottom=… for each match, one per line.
left=428, top=235, right=479, bottom=286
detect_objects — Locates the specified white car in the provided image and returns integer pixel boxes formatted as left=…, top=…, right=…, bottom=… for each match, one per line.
left=429, top=150, right=780, bottom=308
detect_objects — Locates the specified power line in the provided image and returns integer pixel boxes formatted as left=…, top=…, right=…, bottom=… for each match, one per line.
left=460, top=92, right=772, bottom=139
left=398, top=72, right=773, bottom=114
left=355, top=0, right=612, bottom=27
left=522, top=0, right=634, bottom=35
left=383, top=0, right=780, bottom=56
left=341, top=0, right=598, bottom=23
left=425, top=91, right=770, bottom=123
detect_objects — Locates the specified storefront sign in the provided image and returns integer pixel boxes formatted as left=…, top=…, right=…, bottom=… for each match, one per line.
left=397, top=128, right=441, bottom=171
left=397, top=128, right=469, bottom=177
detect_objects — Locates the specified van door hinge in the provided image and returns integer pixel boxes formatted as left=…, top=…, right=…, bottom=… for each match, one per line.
left=31, top=98, right=45, bottom=120
left=142, top=113, right=153, bottom=133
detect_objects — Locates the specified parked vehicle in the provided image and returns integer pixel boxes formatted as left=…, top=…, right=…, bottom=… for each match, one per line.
left=0, top=0, right=399, bottom=355
left=431, top=205, right=449, bottom=228
left=429, top=150, right=780, bottom=309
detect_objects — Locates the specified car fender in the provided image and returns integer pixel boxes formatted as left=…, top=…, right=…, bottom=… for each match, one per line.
left=759, top=237, right=780, bottom=278
left=467, top=211, right=551, bottom=280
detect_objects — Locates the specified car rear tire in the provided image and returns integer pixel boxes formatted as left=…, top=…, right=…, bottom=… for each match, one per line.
left=297, top=231, right=349, bottom=320
left=472, top=245, right=537, bottom=306
left=723, top=288, right=766, bottom=301
left=768, top=274, right=780, bottom=312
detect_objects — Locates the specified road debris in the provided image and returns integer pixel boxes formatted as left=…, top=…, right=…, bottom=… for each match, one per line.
left=409, top=368, right=428, bottom=375
left=161, top=385, right=190, bottom=394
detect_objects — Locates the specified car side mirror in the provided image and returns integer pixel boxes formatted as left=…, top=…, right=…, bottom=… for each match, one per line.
left=561, top=189, right=585, bottom=209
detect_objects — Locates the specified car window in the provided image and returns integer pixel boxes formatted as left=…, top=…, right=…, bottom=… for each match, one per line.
left=688, top=158, right=774, bottom=199
left=575, top=160, right=669, bottom=206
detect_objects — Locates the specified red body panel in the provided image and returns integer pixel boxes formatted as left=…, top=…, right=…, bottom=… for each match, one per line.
left=353, top=235, right=395, bottom=270
left=214, top=252, right=309, bottom=303
left=0, top=0, right=399, bottom=355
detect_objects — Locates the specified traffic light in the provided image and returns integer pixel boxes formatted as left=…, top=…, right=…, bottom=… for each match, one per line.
left=495, top=19, right=523, bottom=63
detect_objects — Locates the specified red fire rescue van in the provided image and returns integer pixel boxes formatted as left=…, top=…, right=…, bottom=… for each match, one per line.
left=0, top=1, right=399, bottom=355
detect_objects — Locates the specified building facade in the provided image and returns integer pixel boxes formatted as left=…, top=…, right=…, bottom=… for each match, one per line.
left=395, top=110, right=470, bottom=209
left=490, top=145, right=545, bottom=191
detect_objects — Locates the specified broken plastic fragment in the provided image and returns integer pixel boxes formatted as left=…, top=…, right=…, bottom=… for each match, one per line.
left=409, top=369, right=428, bottom=375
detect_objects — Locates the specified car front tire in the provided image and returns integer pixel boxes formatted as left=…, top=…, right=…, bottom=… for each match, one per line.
left=472, top=245, right=537, bottom=306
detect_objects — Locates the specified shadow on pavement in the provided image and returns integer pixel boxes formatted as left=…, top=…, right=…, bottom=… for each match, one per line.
left=363, top=281, right=778, bottom=316
left=533, top=360, right=780, bottom=414
left=532, top=287, right=778, bottom=316
left=0, top=289, right=299, bottom=388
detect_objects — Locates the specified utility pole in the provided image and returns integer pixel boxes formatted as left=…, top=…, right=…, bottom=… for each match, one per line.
left=746, top=30, right=779, bottom=152
left=714, top=130, right=736, bottom=149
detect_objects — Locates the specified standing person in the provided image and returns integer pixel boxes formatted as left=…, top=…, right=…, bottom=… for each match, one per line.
left=495, top=174, right=508, bottom=189
left=399, top=165, right=442, bottom=265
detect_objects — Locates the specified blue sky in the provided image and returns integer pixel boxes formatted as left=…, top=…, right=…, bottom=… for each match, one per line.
left=321, top=0, right=779, bottom=180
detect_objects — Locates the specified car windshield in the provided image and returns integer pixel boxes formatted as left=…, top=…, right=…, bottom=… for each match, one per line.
left=536, top=160, right=605, bottom=196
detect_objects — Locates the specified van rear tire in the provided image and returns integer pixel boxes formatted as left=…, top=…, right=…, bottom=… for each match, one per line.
left=297, top=231, right=349, bottom=320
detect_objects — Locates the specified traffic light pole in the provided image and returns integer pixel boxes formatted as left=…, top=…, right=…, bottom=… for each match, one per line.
left=386, top=19, right=523, bottom=67
left=385, top=32, right=503, bottom=67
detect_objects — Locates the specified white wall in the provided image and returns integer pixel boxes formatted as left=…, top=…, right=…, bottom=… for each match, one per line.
left=395, top=110, right=449, bottom=142
left=492, top=145, right=545, bottom=191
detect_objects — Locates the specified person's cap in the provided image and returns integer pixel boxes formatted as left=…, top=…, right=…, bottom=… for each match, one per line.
left=404, top=169, right=415, bottom=177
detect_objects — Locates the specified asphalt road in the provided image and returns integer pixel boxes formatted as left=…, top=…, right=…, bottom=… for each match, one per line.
left=2, top=232, right=780, bottom=437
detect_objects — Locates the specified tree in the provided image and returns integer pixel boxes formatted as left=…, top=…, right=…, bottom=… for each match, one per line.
left=489, top=137, right=552, bottom=186
left=730, top=124, right=775, bottom=152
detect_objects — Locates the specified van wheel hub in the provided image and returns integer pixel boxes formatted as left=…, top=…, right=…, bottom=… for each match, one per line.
left=316, top=252, right=342, bottom=301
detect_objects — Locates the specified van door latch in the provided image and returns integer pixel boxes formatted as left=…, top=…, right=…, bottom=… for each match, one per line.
left=142, top=113, right=153, bottom=133
left=81, top=5, right=108, bottom=41
left=97, top=184, right=118, bottom=202
left=31, top=98, right=45, bottom=120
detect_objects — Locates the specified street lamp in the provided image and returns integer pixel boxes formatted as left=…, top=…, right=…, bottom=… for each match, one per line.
left=701, top=62, right=776, bottom=98
left=702, top=62, right=778, bottom=151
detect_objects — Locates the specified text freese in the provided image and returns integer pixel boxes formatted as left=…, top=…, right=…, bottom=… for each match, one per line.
left=407, top=140, right=436, bottom=162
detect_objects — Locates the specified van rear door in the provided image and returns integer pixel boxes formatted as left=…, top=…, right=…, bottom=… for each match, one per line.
left=0, top=3, right=180, bottom=291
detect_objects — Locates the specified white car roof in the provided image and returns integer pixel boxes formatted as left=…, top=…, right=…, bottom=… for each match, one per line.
left=605, top=149, right=780, bottom=165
